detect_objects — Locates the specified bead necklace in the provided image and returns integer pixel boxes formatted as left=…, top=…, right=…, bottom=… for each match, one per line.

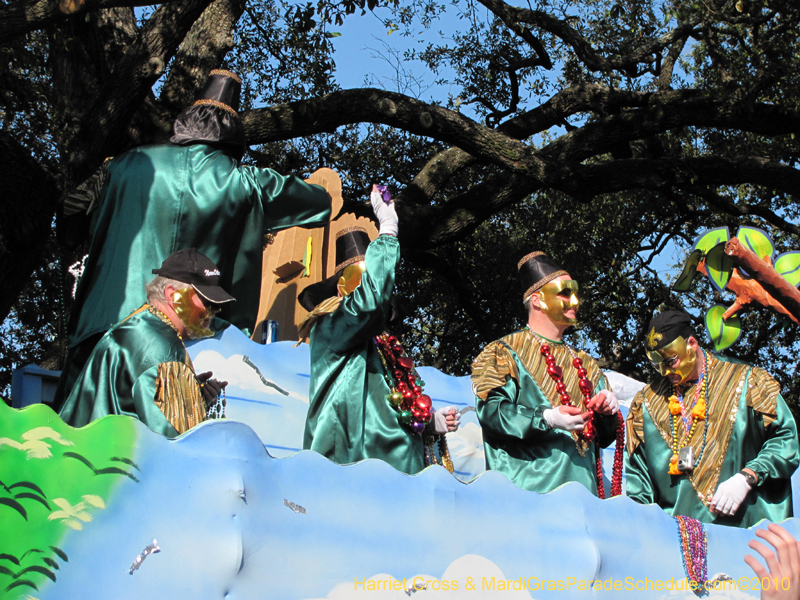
left=374, top=333, right=432, bottom=434
left=424, top=433, right=454, bottom=473
left=206, top=390, right=227, bottom=419
left=148, top=304, right=183, bottom=340
left=674, top=515, right=708, bottom=594
left=527, top=326, right=625, bottom=498
left=527, top=327, right=595, bottom=440
left=374, top=333, right=453, bottom=472
left=668, top=350, right=710, bottom=476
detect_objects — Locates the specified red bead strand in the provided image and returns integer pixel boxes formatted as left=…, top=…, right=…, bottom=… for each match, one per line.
left=536, top=337, right=625, bottom=498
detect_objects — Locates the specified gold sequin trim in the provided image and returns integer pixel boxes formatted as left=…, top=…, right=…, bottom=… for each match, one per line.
left=209, top=69, right=241, bottom=83
left=192, top=98, right=238, bottom=116
left=335, top=226, right=368, bottom=239
left=522, top=270, right=569, bottom=303
left=517, top=251, right=546, bottom=270
left=335, top=255, right=366, bottom=273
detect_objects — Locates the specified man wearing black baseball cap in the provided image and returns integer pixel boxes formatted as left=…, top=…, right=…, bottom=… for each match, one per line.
left=626, top=310, right=799, bottom=527
left=59, top=249, right=234, bottom=438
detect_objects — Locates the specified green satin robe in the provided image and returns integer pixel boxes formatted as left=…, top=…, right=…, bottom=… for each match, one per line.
left=303, top=235, right=426, bottom=474
left=625, top=355, right=799, bottom=527
left=59, top=308, right=186, bottom=438
left=474, top=335, right=617, bottom=496
left=69, top=143, right=331, bottom=346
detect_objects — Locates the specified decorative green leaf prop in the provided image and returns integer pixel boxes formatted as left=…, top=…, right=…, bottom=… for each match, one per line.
left=672, top=249, right=702, bottom=292
left=673, top=228, right=731, bottom=292
left=735, top=226, right=775, bottom=278
left=705, top=305, right=742, bottom=351
left=735, top=226, right=774, bottom=261
left=774, top=251, right=800, bottom=288
left=693, top=227, right=730, bottom=255
left=704, top=243, right=734, bottom=292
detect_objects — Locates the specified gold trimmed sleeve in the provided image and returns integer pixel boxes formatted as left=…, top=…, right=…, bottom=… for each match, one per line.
left=154, top=362, right=207, bottom=435
left=471, top=341, right=519, bottom=402
left=626, top=392, right=646, bottom=455
left=746, top=366, right=781, bottom=428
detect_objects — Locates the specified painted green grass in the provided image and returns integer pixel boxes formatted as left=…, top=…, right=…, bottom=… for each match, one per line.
left=0, top=403, right=139, bottom=598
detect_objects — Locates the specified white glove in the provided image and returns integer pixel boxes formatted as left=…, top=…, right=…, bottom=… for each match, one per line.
left=433, top=406, right=461, bottom=434
left=543, top=406, right=586, bottom=432
left=709, top=473, right=752, bottom=516
left=370, top=185, right=398, bottom=237
left=594, top=389, right=619, bottom=415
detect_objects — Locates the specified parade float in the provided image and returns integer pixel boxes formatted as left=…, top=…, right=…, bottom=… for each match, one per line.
left=3, top=171, right=799, bottom=600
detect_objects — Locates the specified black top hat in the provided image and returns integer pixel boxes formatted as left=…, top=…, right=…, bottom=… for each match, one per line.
left=170, top=70, right=246, bottom=160
left=644, top=311, right=696, bottom=351
left=152, top=248, right=235, bottom=305
left=298, top=227, right=373, bottom=311
left=518, top=251, right=569, bottom=302
left=193, top=69, right=241, bottom=113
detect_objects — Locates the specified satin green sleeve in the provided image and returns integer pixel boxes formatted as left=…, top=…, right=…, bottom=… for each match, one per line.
left=745, top=393, right=800, bottom=486
left=242, top=168, right=332, bottom=233
left=316, top=235, right=400, bottom=354
left=477, top=376, right=550, bottom=440
left=625, top=444, right=657, bottom=505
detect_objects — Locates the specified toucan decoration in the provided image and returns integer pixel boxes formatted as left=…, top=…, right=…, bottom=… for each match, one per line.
left=673, top=226, right=800, bottom=351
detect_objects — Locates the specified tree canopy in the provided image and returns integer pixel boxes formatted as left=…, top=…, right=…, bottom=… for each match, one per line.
left=3, top=0, right=800, bottom=407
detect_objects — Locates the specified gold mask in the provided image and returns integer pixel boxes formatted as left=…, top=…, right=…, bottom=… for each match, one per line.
left=336, top=262, right=366, bottom=297
left=537, top=279, right=580, bottom=325
left=646, top=335, right=697, bottom=384
left=170, top=287, right=220, bottom=339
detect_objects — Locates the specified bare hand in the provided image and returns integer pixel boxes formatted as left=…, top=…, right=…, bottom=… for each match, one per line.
left=196, top=371, right=228, bottom=405
left=433, top=406, right=460, bottom=434
left=444, top=407, right=460, bottom=432
left=744, top=523, right=800, bottom=600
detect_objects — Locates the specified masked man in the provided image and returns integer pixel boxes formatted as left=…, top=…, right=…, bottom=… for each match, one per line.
left=59, top=249, right=233, bottom=438
left=626, top=311, right=799, bottom=527
left=471, top=252, right=620, bottom=495
left=55, top=69, right=331, bottom=408
left=296, top=186, right=459, bottom=474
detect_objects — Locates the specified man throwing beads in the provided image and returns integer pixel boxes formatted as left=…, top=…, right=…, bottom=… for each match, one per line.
left=471, top=252, right=622, bottom=496
left=296, top=186, right=459, bottom=475
left=626, top=311, right=799, bottom=527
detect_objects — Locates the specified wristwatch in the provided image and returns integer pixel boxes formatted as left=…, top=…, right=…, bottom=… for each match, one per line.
left=739, top=470, right=758, bottom=487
